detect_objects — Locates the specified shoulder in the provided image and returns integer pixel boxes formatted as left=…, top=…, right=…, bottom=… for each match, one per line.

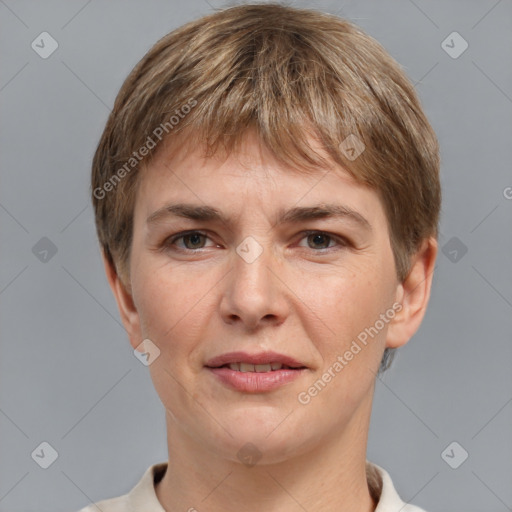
left=75, top=494, right=128, bottom=512
left=367, top=461, right=429, bottom=512
left=74, top=461, right=167, bottom=512
left=396, top=504, right=428, bottom=512
left=398, top=505, right=428, bottom=512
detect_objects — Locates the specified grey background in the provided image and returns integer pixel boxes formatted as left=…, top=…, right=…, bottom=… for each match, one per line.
left=1, top=0, right=511, bottom=511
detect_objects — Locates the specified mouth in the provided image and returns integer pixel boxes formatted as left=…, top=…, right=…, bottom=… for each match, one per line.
left=205, top=351, right=308, bottom=392
left=205, top=351, right=308, bottom=371
left=213, top=362, right=306, bottom=372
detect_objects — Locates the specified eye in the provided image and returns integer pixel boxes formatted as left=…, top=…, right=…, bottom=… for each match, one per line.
left=165, top=230, right=214, bottom=251
left=162, top=229, right=348, bottom=253
left=298, top=230, right=348, bottom=251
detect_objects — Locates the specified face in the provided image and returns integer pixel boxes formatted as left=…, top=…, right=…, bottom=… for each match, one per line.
left=122, top=131, right=404, bottom=464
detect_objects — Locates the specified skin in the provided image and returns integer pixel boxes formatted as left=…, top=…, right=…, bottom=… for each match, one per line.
left=103, top=129, right=437, bottom=512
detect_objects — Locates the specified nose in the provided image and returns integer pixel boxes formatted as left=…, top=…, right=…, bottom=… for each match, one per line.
left=219, top=240, right=290, bottom=330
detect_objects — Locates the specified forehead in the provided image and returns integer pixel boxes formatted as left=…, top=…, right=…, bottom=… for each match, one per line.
left=134, top=130, right=387, bottom=231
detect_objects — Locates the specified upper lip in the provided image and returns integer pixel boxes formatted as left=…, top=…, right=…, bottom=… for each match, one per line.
left=205, top=351, right=307, bottom=369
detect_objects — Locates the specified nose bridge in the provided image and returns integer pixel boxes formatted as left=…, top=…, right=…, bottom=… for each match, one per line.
left=234, top=235, right=275, bottom=299
left=221, top=234, right=287, bottom=327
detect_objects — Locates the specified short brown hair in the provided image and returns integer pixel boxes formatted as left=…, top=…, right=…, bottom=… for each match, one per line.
left=91, top=2, right=441, bottom=371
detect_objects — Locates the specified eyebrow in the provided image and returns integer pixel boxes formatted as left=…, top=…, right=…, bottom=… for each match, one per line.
left=146, top=202, right=372, bottom=231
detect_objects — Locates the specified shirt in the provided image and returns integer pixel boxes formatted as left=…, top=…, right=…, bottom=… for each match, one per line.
left=76, top=461, right=427, bottom=512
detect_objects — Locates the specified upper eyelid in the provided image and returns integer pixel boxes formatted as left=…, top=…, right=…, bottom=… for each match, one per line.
left=170, top=231, right=216, bottom=248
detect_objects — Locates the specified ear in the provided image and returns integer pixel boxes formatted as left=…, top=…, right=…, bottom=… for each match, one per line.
left=385, top=237, right=438, bottom=349
left=101, top=249, right=143, bottom=352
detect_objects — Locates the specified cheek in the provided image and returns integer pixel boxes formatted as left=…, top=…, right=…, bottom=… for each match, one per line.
left=316, top=271, right=382, bottom=333
left=132, top=262, right=208, bottom=348
left=132, top=266, right=212, bottom=406
left=308, top=269, right=392, bottom=373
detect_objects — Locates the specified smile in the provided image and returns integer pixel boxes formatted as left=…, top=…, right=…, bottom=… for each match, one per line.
left=204, top=351, right=309, bottom=392
left=222, top=362, right=297, bottom=372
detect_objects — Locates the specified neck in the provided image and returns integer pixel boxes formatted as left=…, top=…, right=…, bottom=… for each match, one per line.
left=156, top=394, right=377, bottom=512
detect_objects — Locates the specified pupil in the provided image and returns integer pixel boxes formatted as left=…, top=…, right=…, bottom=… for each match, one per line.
left=187, top=234, right=203, bottom=248
left=310, top=234, right=328, bottom=249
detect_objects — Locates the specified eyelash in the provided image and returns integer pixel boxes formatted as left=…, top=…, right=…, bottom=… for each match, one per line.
left=163, top=230, right=349, bottom=253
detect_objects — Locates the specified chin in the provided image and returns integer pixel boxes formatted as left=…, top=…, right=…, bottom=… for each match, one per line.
left=202, top=410, right=317, bottom=466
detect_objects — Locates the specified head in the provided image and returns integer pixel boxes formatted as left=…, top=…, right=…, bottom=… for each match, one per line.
left=92, top=3, right=440, bottom=462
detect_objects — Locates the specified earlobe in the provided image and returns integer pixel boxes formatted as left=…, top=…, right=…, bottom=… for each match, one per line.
left=101, top=249, right=142, bottom=351
left=385, top=237, right=438, bottom=349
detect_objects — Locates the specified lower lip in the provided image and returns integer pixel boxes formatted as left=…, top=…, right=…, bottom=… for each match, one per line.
left=207, top=367, right=306, bottom=392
